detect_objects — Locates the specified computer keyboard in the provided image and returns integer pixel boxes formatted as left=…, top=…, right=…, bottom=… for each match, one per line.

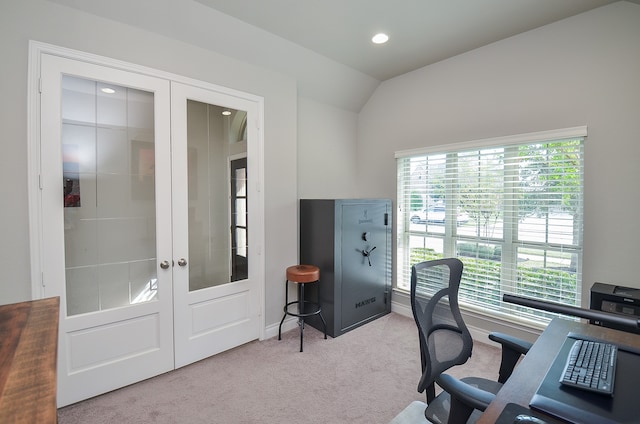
left=560, top=338, right=617, bottom=396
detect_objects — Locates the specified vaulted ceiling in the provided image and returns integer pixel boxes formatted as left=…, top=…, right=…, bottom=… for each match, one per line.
left=195, top=0, right=631, bottom=80
left=50, top=0, right=638, bottom=110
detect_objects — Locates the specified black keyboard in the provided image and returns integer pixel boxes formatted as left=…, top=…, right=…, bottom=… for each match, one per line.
left=560, top=338, right=617, bottom=396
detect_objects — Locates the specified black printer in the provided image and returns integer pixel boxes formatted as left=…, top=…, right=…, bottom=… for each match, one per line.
left=590, top=282, right=640, bottom=334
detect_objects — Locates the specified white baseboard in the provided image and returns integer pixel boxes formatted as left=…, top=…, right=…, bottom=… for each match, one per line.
left=391, top=299, right=412, bottom=318
left=263, top=317, right=298, bottom=340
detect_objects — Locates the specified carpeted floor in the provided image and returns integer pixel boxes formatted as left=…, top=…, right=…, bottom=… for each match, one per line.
left=57, top=313, right=500, bottom=424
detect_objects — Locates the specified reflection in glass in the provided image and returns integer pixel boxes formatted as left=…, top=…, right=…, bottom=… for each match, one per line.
left=186, top=100, right=248, bottom=291
left=231, top=159, right=248, bottom=281
left=62, top=76, right=157, bottom=316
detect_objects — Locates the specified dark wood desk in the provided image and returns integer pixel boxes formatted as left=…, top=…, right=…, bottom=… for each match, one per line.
left=477, top=317, right=640, bottom=423
left=0, top=297, right=60, bottom=423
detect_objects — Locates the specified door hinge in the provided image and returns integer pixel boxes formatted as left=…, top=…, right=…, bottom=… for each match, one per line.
left=41, top=272, right=45, bottom=288
left=38, top=77, right=42, bottom=94
left=39, top=174, right=43, bottom=190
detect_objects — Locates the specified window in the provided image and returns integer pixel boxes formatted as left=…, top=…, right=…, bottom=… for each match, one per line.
left=396, top=127, right=585, bottom=326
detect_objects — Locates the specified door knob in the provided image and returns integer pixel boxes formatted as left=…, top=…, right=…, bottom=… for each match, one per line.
left=178, top=258, right=187, bottom=267
left=160, top=260, right=170, bottom=269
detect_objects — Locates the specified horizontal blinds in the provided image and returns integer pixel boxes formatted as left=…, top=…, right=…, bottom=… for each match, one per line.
left=397, top=131, right=584, bottom=325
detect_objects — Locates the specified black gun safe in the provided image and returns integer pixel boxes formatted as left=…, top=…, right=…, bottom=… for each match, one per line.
left=300, top=199, right=392, bottom=337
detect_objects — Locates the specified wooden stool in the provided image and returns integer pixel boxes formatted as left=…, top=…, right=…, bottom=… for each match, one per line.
left=278, top=265, right=327, bottom=351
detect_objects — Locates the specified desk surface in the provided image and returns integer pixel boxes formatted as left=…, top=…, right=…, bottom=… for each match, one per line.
left=477, top=317, right=640, bottom=423
left=0, top=297, right=59, bottom=423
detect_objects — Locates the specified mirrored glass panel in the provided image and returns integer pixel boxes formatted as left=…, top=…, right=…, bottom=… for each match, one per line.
left=186, top=100, right=248, bottom=291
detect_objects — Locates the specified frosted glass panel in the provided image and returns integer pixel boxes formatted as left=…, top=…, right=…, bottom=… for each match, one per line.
left=186, top=100, right=248, bottom=291
left=62, top=75, right=157, bottom=316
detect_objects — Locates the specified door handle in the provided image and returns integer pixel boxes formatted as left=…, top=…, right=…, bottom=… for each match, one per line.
left=178, top=258, right=188, bottom=267
left=160, top=260, right=170, bottom=270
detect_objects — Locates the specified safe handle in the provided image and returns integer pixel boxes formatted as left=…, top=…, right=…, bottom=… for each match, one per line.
left=362, top=246, right=377, bottom=266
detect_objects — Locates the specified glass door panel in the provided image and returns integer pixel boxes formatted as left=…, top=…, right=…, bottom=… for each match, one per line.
left=62, top=75, right=157, bottom=315
left=186, top=100, right=248, bottom=291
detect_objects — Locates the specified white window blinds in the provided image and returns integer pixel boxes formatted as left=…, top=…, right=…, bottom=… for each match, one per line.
left=396, top=128, right=585, bottom=325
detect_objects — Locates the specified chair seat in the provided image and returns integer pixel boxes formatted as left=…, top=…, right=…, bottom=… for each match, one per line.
left=424, top=377, right=502, bottom=424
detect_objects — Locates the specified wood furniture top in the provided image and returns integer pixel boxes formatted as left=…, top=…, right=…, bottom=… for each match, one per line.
left=477, top=317, right=640, bottom=423
left=0, top=297, right=60, bottom=423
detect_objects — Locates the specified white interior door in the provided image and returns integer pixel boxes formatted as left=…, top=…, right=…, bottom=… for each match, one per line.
left=37, top=50, right=264, bottom=407
left=171, top=82, right=261, bottom=368
left=39, top=54, right=174, bottom=406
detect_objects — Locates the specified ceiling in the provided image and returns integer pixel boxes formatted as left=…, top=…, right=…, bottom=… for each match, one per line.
left=196, top=0, right=632, bottom=81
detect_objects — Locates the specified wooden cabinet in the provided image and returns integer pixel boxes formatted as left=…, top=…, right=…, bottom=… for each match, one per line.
left=0, top=297, right=59, bottom=423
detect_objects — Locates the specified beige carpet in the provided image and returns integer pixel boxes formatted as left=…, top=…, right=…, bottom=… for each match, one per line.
left=57, top=313, right=500, bottom=424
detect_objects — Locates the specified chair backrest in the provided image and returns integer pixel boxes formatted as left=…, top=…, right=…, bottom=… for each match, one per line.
left=410, top=258, right=473, bottom=396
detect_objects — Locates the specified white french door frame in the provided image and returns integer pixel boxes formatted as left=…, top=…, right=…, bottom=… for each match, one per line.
left=27, top=41, right=266, bottom=404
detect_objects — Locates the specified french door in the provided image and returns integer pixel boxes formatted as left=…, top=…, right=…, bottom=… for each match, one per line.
left=171, top=83, right=260, bottom=368
left=37, top=51, right=262, bottom=406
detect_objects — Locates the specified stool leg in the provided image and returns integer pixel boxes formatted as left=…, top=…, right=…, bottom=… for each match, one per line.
left=319, top=308, right=328, bottom=340
left=299, top=283, right=305, bottom=352
left=278, top=312, right=286, bottom=341
left=278, top=278, right=289, bottom=341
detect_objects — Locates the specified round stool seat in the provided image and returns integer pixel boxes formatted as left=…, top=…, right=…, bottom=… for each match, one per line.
left=286, top=265, right=320, bottom=283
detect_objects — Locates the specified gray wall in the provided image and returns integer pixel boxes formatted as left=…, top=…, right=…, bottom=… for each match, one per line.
left=298, top=97, right=359, bottom=199
left=358, top=1, right=640, bottom=330
left=0, top=0, right=368, bottom=329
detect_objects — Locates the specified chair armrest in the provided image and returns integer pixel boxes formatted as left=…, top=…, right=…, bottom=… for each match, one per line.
left=488, top=332, right=534, bottom=383
left=488, top=332, right=533, bottom=355
left=436, top=373, right=496, bottom=411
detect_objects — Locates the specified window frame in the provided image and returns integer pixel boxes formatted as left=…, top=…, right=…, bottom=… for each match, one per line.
left=395, top=127, right=586, bottom=326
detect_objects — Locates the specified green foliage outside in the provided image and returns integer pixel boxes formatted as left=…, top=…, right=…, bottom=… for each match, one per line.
left=410, top=192, right=423, bottom=211
left=458, top=243, right=501, bottom=260
left=518, top=141, right=582, bottom=219
left=409, top=247, right=578, bottom=317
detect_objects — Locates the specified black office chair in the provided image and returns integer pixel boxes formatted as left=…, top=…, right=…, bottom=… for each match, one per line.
left=411, top=258, right=533, bottom=424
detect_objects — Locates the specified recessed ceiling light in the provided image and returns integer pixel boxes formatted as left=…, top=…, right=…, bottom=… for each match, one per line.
left=101, top=88, right=115, bottom=94
left=222, top=110, right=232, bottom=116
left=372, top=33, right=389, bottom=44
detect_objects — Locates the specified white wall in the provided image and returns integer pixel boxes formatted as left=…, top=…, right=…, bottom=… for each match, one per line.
left=0, top=0, right=301, bottom=326
left=358, top=1, right=640, bottom=320
left=0, top=0, right=365, bottom=326
left=297, top=97, right=359, bottom=199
